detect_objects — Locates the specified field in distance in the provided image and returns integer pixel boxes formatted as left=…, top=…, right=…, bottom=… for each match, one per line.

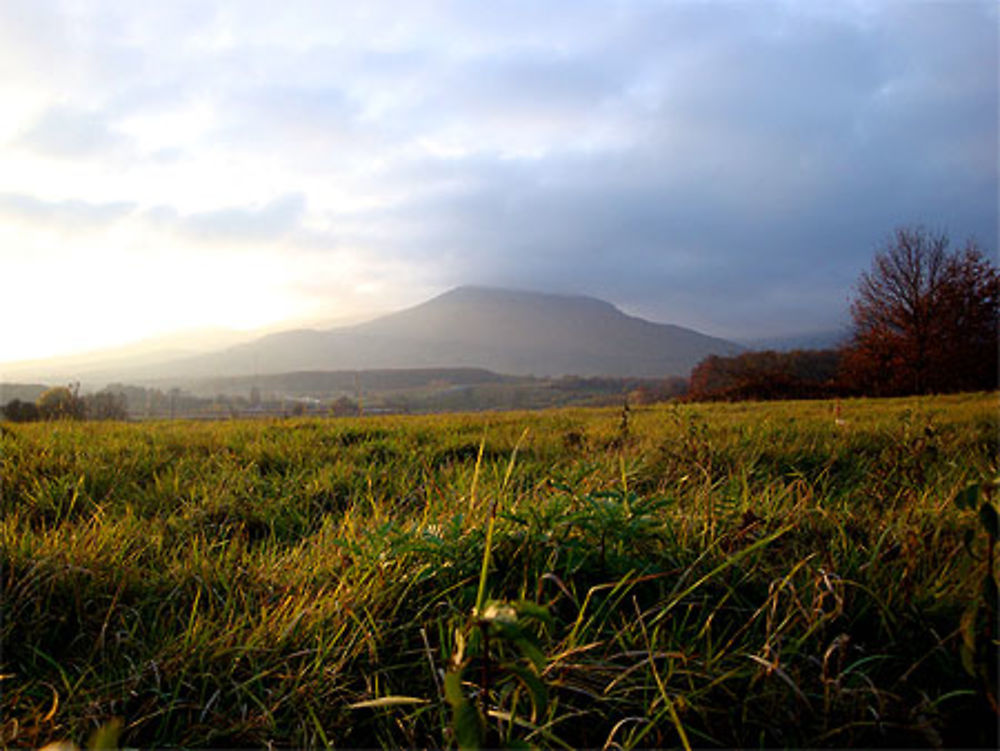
left=2, top=392, right=997, bottom=749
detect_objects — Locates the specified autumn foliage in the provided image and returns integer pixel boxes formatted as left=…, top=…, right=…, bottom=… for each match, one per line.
left=688, top=349, right=844, bottom=401
left=840, top=226, right=998, bottom=396
left=688, top=225, right=997, bottom=402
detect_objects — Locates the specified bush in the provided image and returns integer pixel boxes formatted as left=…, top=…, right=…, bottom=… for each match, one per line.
left=1, top=399, right=40, bottom=422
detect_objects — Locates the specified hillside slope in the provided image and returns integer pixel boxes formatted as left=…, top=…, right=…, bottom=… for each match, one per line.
left=163, top=286, right=741, bottom=379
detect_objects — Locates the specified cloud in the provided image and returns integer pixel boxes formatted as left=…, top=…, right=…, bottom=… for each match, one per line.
left=17, top=106, right=130, bottom=158
left=0, top=0, right=995, bottom=348
left=0, top=192, right=136, bottom=230
left=144, top=193, right=308, bottom=244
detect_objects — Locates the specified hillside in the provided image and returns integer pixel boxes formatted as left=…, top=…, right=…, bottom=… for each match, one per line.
left=141, top=286, right=741, bottom=380
left=0, top=383, right=47, bottom=404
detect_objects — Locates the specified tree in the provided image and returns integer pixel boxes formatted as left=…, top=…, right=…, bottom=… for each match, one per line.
left=933, top=245, right=1000, bottom=391
left=36, top=384, right=85, bottom=420
left=2, top=399, right=40, bottom=422
left=85, top=390, right=128, bottom=420
left=329, top=396, right=360, bottom=417
left=841, top=226, right=999, bottom=395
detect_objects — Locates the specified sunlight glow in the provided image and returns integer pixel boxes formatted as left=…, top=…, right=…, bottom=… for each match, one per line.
left=0, top=221, right=317, bottom=363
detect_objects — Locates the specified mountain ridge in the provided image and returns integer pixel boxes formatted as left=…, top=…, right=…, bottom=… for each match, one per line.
left=158, top=285, right=742, bottom=380
left=6, top=286, right=744, bottom=383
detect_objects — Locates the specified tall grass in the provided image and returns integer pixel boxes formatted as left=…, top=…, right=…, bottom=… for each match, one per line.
left=1, top=393, right=997, bottom=748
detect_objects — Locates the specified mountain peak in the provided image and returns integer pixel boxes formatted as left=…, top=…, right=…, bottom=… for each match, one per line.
left=337, top=284, right=740, bottom=377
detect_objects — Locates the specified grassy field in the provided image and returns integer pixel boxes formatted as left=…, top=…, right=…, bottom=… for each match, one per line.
left=2, top=393, right=997, bottom=749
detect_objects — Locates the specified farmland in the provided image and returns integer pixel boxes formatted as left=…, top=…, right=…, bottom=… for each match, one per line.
left=1, top=392, right=997, bottom=748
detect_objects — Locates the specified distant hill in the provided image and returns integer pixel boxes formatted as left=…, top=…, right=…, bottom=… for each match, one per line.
left=173, top=367, right=516, bottom=398
left=737, top=329, right=848, bottom=352
left=0, top=383, right=48, bottom=403
left=147, top=286, right=742, bottom=380
left=0, top=327, right=257, bottom=383
left=3, top=286, right=744, bottom=384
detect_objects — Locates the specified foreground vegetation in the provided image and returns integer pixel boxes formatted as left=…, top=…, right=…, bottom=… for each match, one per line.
left=2, top=393, right=997, bottom=748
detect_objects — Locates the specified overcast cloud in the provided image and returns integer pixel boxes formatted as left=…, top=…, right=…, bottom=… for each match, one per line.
left=0, top=0, right=996, bottom=361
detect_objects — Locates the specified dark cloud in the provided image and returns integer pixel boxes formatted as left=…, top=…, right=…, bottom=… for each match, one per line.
left=337, top=1, right=996, bottom=336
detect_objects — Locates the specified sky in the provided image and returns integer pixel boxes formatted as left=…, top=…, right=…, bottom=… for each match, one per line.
left=1, top=0, right=996, bottom=364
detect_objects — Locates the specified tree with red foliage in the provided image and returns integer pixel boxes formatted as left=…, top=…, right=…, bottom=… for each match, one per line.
left=841, top=226, right=998, bottom=395
left=688, top=349, right=842, bottom=401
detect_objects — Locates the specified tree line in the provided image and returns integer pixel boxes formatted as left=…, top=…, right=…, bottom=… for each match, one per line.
left=1, top=384, right=127, bottom=422
left=688, top=226, right=998, bottom=401
left=0, top=384, right=333, bottom=422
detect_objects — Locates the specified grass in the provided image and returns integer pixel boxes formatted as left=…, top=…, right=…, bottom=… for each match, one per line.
left=1, top=392, right=997, bottom=748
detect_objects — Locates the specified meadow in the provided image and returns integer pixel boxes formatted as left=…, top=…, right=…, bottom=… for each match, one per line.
left=1, top=393, right=997, bottom=749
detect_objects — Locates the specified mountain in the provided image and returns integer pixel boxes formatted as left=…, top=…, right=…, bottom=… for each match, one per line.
left=3, top=287, right=743, bottom=384
left=142, top=285, right=741, bottom=380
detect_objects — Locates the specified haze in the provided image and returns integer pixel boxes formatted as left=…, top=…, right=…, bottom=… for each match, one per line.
left=1, top=0, right=996, bottom=365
